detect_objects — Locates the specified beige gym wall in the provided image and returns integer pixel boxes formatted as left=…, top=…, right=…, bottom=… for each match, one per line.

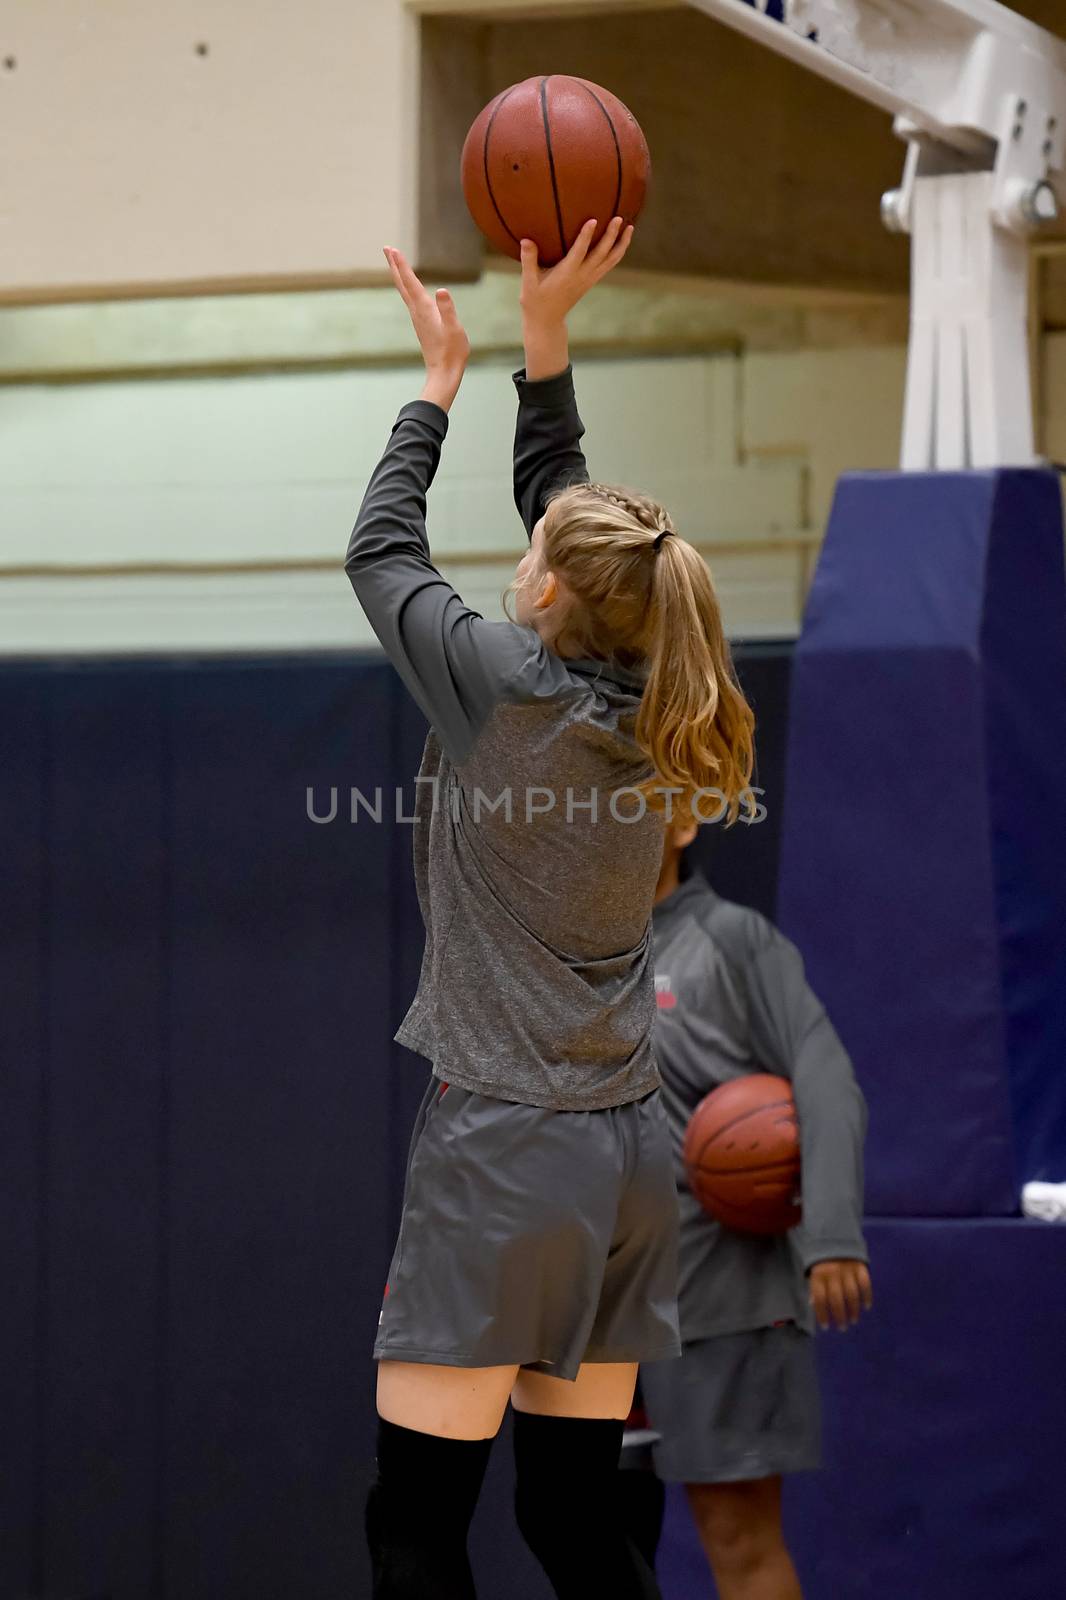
left=1, top=1, right=1063, bottom=654
left=0, top=0, right=423, bottom=302
left=0, top=274, right=910, bottom=653
left=0, top=0, right=919, bottom=301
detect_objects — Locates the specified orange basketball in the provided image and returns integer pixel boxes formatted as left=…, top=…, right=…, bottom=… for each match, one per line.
left=460, top=75, right=650, bottom=265
left=683, top=1075, right=802, bottom=1236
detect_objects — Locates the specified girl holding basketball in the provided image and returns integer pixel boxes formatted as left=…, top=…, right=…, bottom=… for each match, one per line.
left=345, top=216, right=755, bottom=1600
left=619, top=818, right=872, bottom=1600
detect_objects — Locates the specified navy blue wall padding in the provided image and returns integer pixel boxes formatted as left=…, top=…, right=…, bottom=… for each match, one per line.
left=8, top=639, right=1064, bottom=1598
left=45, top=672, right=168, bottom=1594
left=0, top=644, right=789, bottom=1600
left=1, top=656, right=401, bottom=1599
left=657, top=1217, right=1066, bottom=1600
left=162, top=661, right=399, bottom=1597
left=2, top=673, right=49, bottom=1597
left=777, top=471, right=1066, bottom=1216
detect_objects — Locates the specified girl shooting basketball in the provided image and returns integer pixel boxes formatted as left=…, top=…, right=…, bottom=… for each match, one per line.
left=345, top=217, right=755, bottom=1600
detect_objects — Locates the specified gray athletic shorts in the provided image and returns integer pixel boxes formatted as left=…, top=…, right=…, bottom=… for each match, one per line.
left=639, top=1323, right=821, bottom=1483
left=374, top=1076, right=681, bottom=1383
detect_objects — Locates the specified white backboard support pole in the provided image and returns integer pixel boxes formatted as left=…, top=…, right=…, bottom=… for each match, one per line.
left=903, top=170, right=1033, bottom=469
left=688, top=0, right=1066, bottom=468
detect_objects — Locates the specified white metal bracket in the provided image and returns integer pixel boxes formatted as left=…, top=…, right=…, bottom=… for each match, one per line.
left=688, top=0, right=1066, bottom=468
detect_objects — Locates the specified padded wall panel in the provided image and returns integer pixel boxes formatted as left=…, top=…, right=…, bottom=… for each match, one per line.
left=777, top=471, right=1066, bottom=1215
left=791, top=1217, right=1066, bottom=1597
left=0, top=671, right=49, bottom=1597
left=39, top=668, right=168, bottom=1597
left=1, top=653, right=608, bottom=1600
left=659, top=1217, right=1066, bottom=1599
left=163, top=658, right=397, bottom=1598
left=0, top=641, right=796, bottom=1600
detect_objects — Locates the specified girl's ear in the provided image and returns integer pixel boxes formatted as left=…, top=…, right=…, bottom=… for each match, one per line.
left=534, top=571, right=558, bottom=612
left=666, top=818, right=699, bottom=853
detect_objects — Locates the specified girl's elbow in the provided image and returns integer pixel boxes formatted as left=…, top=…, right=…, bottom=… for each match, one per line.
left=345, top=532, right=372, bottom=580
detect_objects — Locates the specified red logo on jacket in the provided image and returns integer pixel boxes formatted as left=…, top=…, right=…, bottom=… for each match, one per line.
left=655, top=974, right=677, bottom=1011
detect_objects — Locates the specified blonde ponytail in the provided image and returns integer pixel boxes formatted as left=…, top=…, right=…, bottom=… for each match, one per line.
left=538, top=483, right=755, bottom=823
left=636, top=533, right=755, bottom=823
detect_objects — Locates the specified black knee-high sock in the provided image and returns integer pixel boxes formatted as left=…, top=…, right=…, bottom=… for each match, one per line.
left=365, top=1417, right=492, bottom=1599
left=617, top=1466, right=666, bottom=1572
left=512, top=1411, right=663, bottom=1600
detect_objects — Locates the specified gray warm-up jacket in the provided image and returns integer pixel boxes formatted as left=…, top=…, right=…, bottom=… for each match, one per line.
left=652, top=869, right=868, bottom=1340
left=345, top=366, right=668, bottom=1111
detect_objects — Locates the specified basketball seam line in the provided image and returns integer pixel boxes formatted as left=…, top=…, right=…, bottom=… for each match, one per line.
left=700, top=1194, right=800, bottom=1223
left=539, top=76, right=567, bottom=261
left=576, top=80, right=622, bottom=222
left=483, top=87, right=522, bottom=249
left=687, top=1100, right=796, bottom=1147
left=695, top=1156, right=803, bottom=1176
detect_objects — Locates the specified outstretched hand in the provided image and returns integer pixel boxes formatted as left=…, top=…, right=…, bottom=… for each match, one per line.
left=383, top=247, right=470, bottom=413
left=520, top=217, right=634, bottom=325
left=519, top=217, right=633, bottom=380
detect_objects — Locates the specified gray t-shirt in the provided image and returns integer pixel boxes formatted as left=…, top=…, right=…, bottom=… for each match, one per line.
left=652, top=870, right=869, bottom=1340
left=345, top=367, right=665, bottom=1111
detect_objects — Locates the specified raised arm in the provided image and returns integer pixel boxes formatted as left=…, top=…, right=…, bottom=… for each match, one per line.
left=346, top=251, right=532, bottom=765
left=345, top=403, right=525, bottom=766
left=512, top=366, right=590, bottom=539
left=512, top=218, right=634, bottom=539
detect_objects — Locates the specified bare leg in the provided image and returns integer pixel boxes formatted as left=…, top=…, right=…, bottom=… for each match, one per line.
left=685, top=1477, right=803, bottom=1600
left=377, top=1359, right=520, bottom=1439
left=511, top=1359, right=639, bottom=1418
